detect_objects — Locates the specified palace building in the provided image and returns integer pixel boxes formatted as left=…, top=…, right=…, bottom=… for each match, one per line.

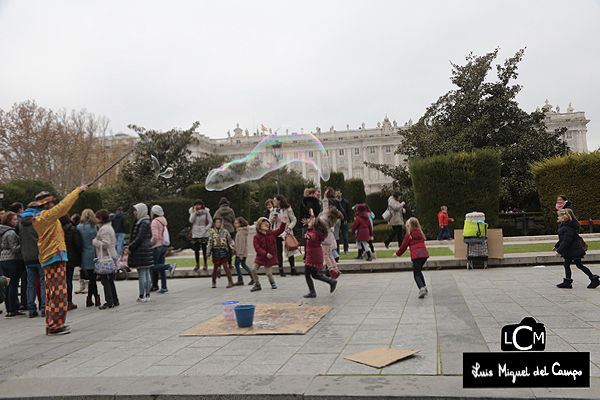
left=184, top=101, right=590, bottom=194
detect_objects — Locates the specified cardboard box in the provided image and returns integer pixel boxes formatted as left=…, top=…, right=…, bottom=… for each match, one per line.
left=454, top=229, right=504, bottom=259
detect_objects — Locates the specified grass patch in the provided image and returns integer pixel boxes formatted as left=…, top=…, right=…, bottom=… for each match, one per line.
left=504, top=240, right=600, bottom=254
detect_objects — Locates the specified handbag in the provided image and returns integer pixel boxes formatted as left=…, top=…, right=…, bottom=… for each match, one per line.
left=580, top=236, right=588, bottom=252
left=285, top=234, right=301, bottom=253
left=162, top=225, right=171, bottom=246
left=94, top=243, right=117, bottom=275
left=382, top=208, right=392, bottom=222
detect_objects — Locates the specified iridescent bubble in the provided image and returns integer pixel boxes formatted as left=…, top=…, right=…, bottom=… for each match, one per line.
left=205, top=126, right=331, bottom=191
left=159, top=167, right=174, bottom=179
left=151, top=155, right=161, bottom=179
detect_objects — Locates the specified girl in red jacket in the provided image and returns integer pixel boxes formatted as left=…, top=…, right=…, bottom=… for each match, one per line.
left=393, top=217, right=430, bottom=298
left=250, top=215, right=287, bottom=292
left=351, top=204, right=373, bottom=261
left=303, top=217, right=337, bottom=298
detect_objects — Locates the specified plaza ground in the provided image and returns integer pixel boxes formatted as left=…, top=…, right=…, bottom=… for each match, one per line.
left=1, top=249, right=600, bottom=398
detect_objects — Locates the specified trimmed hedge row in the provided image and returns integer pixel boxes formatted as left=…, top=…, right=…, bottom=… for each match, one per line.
left=344, top=179, right=366, bottom=207
left=410, top=149, right=501, bottom=239
left=366, top=192, right=389, bottom=221
left=532, top=151, right=600, bottom=234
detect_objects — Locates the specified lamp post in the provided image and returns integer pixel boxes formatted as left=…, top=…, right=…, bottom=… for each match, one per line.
left=0, top=189, right=4, bottom=208
left=272, top=142, right=282, bottom=195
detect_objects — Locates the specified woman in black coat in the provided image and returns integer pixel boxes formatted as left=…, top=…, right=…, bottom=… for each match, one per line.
left=60, top=214, right=82, bottom=310
left=554, top=208, right=598, bottom=289
left=129, top=203, right=154, bottom=302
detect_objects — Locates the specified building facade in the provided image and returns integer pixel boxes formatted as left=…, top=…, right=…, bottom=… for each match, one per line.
left=540, top=100, right=589, bottom=153
left=185, top=103, right=590, bottom=194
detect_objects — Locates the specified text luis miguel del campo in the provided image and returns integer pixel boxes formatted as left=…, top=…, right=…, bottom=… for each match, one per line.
left=463, top=317, right=589, bottom=388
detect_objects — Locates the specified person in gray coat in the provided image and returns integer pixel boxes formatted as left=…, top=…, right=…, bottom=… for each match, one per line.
left=1, top=212, right=23, bottom=317
left=384, top=191, right=406, bottom=249
left=189, top=199, right=212, bottom=271
left=93, top=209, right=119, bottom=309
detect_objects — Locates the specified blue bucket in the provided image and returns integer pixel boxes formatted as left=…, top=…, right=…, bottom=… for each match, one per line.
left=234, top=305, right=255, bottom=328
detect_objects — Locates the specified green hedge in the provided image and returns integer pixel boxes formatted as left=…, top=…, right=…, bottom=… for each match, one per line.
left=410, top=149, right=501, bottom=239
left=366, top=191, right=388, bottom=220
left=321, top=171, right=345, bottom=194
left=186, top=184, right=252, bottom=223
left=0, top=179, right=60, bottom=208
left=69, top=188, right=104, bottom=216
left=151, top=197, right=194, bottom=245
left=532, top=151, right=600, bottom=234
left=345, top=179, right=366, bottom=207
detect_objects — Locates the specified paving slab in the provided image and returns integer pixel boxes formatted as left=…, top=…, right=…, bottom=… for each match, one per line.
left=1, top=261, right=600, bottom=399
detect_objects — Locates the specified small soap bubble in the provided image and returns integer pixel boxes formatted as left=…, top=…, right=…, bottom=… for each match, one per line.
left=205, top=126, right=331, bottom=191
left=151, top=155, right=161, bottom=179
left=159, top=167, right=174, bottom=179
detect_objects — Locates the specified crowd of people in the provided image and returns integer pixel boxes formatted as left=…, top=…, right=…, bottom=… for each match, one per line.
left=2, top=183, right=590, bottom=336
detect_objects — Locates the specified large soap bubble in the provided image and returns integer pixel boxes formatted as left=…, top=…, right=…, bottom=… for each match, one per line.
left=205, top=126, right=331, bottom=191
left=151, top=155, right=174, bottom=180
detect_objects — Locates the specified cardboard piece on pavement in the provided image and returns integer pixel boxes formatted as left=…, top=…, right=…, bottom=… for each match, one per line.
left=454, top=228, right=504, bottom=259
left=344, top=347, right=421, bottom=368
left=181, top=303, right=332, bottom=336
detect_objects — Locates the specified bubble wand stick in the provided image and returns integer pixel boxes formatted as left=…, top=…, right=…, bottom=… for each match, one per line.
left=87, top=146, right=137, bottom=187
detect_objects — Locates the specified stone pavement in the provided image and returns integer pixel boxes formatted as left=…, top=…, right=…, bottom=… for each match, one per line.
left=1, top=263, right=600, bottom=399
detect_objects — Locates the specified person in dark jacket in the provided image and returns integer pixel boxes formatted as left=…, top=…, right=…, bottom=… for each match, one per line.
left=1, top=212, right=24, bottom=317
left=112, top=207, right=128, bottom=258
left=129, top=203, right=154, bottom=302
left=60, top=214, right=82, bottom=311
left=19, top=205, right=45, bottom=318
left=554, top=208, right=598, bottom=289
left=300, top=188, right=321, bottom=236
left=336, top=189, right=352, bottom=255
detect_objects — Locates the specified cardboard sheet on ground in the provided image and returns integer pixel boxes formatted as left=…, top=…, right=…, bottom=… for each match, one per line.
left=344, top=347, right=421, bottom=368
left=181, top=303, right=332, bottom=336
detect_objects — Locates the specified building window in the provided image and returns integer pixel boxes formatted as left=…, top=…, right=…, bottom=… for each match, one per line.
left=567, top=131, right=572, bottom=139
left=236, top=140, right=241, bottom=144
left=386, top=146, right=391, bottom=152
left=326, top=150, right=329, bottom=156
left=546, top=117, right=551, bottom=122
left=294, top=152, right=299, bottom=158
left=339, top=149, right=345, bottom=156
left=308, top=151, right=314, bottom=158
left=354, top=148, right=360, bottom=155
left=370, top=147, right=376, bottom=154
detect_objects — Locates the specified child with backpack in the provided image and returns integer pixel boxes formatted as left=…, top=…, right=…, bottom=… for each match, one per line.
left=207, top=217, right=236, bottom=289
left=352, top=204, right=373, bottom=261
left=393, top=217, right=430, bottom=298
left=250, top=215, right=287, bottom=292
left=437, top=206, right=454, bottom=240
left=303, top=216, right=338, bottom=298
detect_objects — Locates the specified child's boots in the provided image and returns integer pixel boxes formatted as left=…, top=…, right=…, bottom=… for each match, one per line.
left=234, top=276, right=244, bottom=286
left=588, top=275, right=600, bottom=289
left=557, top=278, right=573, bottom=289
left=303, top=291, right=317, bottom=298
left=223, top=265, right=234, bottom=288
left=250, top=284, right=262, bottom=292
left=365, top=252, right=372, bottom=262
left=354, top=250, right=363, bottom=260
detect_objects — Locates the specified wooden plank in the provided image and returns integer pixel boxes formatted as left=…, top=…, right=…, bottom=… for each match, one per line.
left=344, top=347, right=421, bottom=368
left=181, top=303, right=333, bottom=337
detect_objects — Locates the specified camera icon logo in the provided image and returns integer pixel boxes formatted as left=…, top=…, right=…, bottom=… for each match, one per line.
left=501, top=317, right=546, bottom=351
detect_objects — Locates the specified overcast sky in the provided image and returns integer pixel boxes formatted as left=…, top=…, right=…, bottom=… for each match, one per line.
left=1, top=0, right=598, bottom=150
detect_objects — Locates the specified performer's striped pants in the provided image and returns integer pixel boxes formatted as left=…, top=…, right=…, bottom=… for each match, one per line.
left=45, top=261, right=68, bottom=333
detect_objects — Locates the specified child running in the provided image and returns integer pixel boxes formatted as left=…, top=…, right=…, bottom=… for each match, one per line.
left=250, top=215, right=287, bottom=292
left=318, top=206, right=344, bottom=280
left=392, top=217, right=430, bottom=298
left=352, top=204, right=373, bottom=261
left=233, top=217, right=253, bottom=286
left=437, top=206, right=454, bottom=240
left=207, top=217, right=236, bottom=289
left=304, top=216, right=338, bottom=298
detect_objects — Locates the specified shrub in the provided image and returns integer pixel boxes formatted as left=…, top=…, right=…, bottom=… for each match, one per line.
left=409, top=149, right=501, bottom=239
left=0, top=179, right=60, bottom=208
left=345, top=179, right=366, bottom=207
left=69, top=188, right=104, bottom=216
left=366, top=191, right=389, bottom=220
left=321, top=171, right=345, bottom=194
left=186, top=183, right=252, bottom=222
left=532, top=151, right=600, bottom=233
left=152, top=197, right=194, bottom=245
